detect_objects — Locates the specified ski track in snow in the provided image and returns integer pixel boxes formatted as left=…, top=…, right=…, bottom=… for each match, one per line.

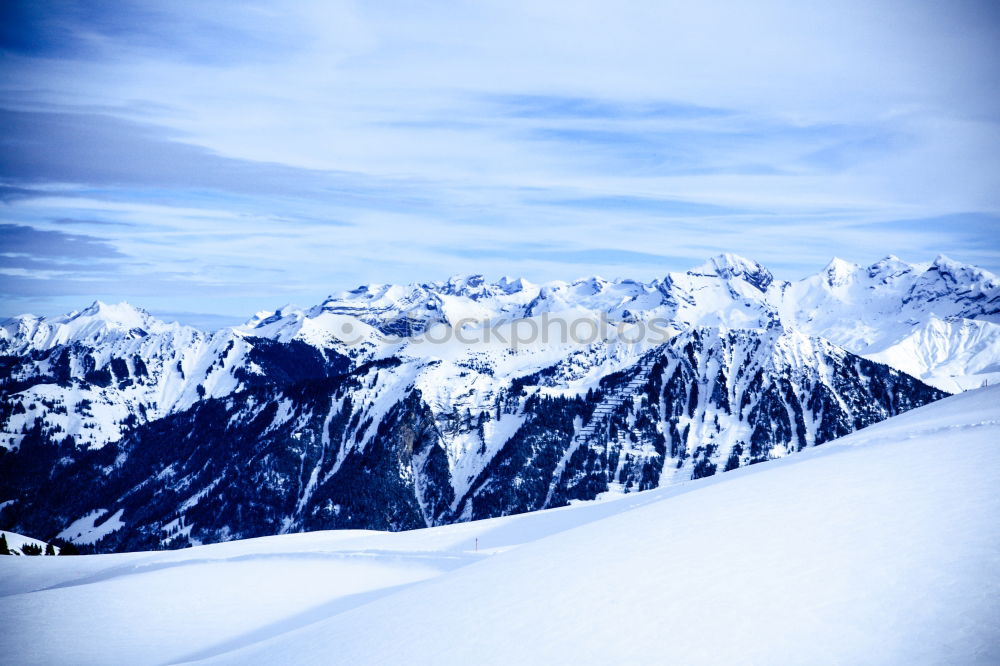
left=3, top=385, right=999, bottom=665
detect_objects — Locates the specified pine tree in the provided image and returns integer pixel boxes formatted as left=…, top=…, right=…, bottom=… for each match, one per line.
left=477, top=410, right=488, bottom=441
left=0, top=533, right=9, bottom=555
left=54, top=540, right=80, bottom=556
left=724, top=451, right=741, bottom=472
left=45, top=543, right=56, bottom=556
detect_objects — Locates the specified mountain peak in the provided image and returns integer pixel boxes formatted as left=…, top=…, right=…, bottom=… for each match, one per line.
left=824, top=256, right=856, bottom=271
left=571, top=275, right=609, bottom=292
left=74, top=300, right=150, bottom=327
left=497, top=276, right=531, bottom=294
left=690, top=253, right=773, bottom=292
left=930, top=254, right=969, bottom=274
left=925, top=254, right=999, bottom=288
left=866, top=255, right=916, bottom=282
left=440, top=274, right=487, bottom=295
left=822, top=257, right=858, bottom=286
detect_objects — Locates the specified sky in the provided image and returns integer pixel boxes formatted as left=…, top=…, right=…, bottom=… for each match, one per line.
left=1, top=0, right=999, bottom=328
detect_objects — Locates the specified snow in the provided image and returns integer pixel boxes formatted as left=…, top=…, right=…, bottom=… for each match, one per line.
left=3, top=385, right=998, bottom=664
left=1, top=531, right=58, bottom=556
left=865, top=315, right=1000, bottom=392
left=57, top=509, right=126, bottom=545
left=0, top=301, right=189, bottom=354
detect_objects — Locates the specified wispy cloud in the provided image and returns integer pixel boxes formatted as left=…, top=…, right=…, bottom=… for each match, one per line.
left=448, top=246, right=682, bottom=267
left=0, top=223, right=124, bottom=258
left=1, top=0, right=998, bottom=321
left=529, top=196, right=752, bottom=217
left=0, top=108, right=383, bottom=197
left=51, top=217, right=138, bottom=227
left=487, top=94, right=733, bottom=120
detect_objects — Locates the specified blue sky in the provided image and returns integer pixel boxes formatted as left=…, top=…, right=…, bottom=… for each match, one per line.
left=1, top=0, right=999, bottom=328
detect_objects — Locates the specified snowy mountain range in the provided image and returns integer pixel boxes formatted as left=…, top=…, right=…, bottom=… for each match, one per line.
left=1, top=253, right=997, bottom=551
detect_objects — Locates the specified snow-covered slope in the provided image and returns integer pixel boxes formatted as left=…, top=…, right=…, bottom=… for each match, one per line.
left=1, top=301, right=211, bottom=448
left=0, top=301, right=355, bottom=450
left=782, top=255, right=1000, bottom=390
left=0, top=530, right=59, bottom=556
left=3, top=385, right=997, bottom=665
left=864, top=315, right=1000, bottom=392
